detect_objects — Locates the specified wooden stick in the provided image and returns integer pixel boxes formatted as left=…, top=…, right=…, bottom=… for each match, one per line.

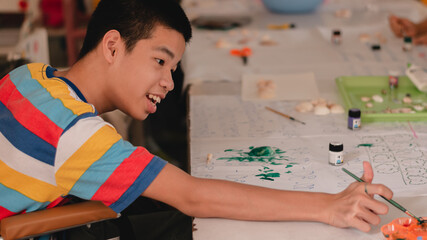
left=265, top=106, right=306, bottom=125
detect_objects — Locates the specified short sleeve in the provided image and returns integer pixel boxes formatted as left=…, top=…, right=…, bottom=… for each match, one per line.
left=55, top=115, right=166, bottom=213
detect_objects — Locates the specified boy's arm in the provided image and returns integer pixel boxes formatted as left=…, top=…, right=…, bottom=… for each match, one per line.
left=142, top=163, right=391, bottom=232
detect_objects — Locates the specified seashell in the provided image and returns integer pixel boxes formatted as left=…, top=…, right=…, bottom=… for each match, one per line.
left=402, top=96, right=412, bottom=104
left=215, top=39, right=231, bottom=48
left=295, top=101, right=314, bottom=113
left=314, top=105, right=330, bottom=115
left=399, top=108, right=413, bottom=113
left=311, top=98, right=327, bottom=106
left=365, top=102, right=373, bottom=108
left=361, top=96, right=371, bottom=102
left=359, top=33, right=370, bottom=43
left=260, top=35, right=278, bottom=46
left=329, top=104, right=345, bottom=114
left=372, top=95, right=383, bottom=103
left=335, top=9, right=352, bottom=18
left=413, top=105, right=424, bottom=111
left=257, top=79, right=276, bottom=99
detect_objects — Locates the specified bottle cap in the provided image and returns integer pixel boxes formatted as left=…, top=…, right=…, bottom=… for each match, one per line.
left=329, top=142, right=343, bottom=152
left=333, top=30, right=341, bottom=35
left=371, top=44, right=381, bottom=50
left=349, top=108, right=361, bottom=118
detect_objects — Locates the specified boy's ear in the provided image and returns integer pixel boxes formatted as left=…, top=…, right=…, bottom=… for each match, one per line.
left=102, top=30, right=122, bottom=63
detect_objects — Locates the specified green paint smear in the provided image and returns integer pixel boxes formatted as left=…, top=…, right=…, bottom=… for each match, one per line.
left=218, top=146, right=290, bottom=165
left=357, top=144, right=373, bottom=147
left=256, top=172, right=280, bottom=178
left=256, top=171, right=280, bottom=181
left=219, top=146, right=297, bottom=181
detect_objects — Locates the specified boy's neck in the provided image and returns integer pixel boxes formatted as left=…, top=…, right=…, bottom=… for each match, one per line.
left=54, top=53, right=114, bottom=114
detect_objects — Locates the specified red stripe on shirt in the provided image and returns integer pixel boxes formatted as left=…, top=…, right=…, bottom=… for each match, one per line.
left=0, top=75, right=62, bottom=147
left=91, top=147, right=154, bottom=206
left=46, top=196, right=67, bottom=209
left=0, top=205, right=17, bottom=220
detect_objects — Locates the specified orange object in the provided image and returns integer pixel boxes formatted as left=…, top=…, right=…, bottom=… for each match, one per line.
left=381, top=217, right=427, bottom=240
left=230, top=47, right=252, bottom=57
left=230, top=47, right=252, bottom=65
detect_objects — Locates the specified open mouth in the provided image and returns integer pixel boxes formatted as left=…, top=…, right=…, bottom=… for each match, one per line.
left=147, top=94, right=161, bottom=105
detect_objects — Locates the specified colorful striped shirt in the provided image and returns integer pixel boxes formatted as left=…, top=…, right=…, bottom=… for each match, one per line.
left=0, top=63, right=166, bottom=220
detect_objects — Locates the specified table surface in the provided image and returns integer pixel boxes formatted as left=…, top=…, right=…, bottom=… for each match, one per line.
left=183, top=0, right=427, bottom=239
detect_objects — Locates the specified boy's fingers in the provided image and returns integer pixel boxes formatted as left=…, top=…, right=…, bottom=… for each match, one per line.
left=361, top=161, right=373, bottom=183
left=414, top=35, right=427, bottom=45
left=349, top=217, right=371, bottom=233
left=361, top=192, right=389, bottom=215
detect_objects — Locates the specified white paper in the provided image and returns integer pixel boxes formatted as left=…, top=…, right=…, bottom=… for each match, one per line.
left=190, top=95, right=427, bottom=197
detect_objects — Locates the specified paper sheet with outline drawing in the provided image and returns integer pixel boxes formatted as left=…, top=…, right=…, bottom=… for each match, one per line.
left=190, top=95, right=427, bottom=197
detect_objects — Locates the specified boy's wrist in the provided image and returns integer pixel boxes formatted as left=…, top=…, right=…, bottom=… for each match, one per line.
left=305, top=192, right=334, bottom=224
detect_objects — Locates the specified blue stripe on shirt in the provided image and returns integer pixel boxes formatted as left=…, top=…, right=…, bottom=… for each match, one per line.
left=9, top=65, right=76, bottom=129
left=109, top=156, right=167, bottom=213
left=0, top=101, right=56, bottom=165
left=0, top=183, right=50, bottom=213
left=67, top=139, right=135, bottom=199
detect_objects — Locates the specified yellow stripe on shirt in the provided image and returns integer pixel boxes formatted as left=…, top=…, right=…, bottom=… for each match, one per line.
left=28, top=64, right=94, bottom=115
left=0, top=160, right=63, bottom=202
left=55, top=125, right=121, bottom=191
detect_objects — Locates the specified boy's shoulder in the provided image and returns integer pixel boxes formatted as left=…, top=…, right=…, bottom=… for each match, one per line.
left=5, top=63, right=97, bottom=129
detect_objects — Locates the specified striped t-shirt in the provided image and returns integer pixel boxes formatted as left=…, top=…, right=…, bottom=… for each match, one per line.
left=0, top=63, right=166, bottom=220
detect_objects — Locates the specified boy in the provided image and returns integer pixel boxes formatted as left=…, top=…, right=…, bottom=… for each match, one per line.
left=0, top=0, right=392, bottom=238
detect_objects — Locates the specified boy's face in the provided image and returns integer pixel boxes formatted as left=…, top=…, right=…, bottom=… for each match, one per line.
left=107, top=25, right=186, bottom=120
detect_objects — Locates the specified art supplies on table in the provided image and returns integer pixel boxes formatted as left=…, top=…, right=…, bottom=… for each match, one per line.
left=336, top=76, right=427, bottom=122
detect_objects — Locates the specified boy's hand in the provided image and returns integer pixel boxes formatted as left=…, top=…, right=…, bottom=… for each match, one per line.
left=389, top=15, right=417, bottom=38
left=414, top=34, right=427, bottom=45
left=326, top=162, right=393, bottom=232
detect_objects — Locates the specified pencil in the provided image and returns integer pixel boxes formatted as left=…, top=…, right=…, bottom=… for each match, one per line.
left=342, top=168, right=424, bottom=224
left=265, top=106, right=306, bottom=125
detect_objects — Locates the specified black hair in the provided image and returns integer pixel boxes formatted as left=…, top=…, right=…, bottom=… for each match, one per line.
left=78, top=0, right=192, bottom=60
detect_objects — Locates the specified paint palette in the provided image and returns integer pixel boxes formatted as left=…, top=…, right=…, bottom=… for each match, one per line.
left=336, top=76, right=427, bottom=122
left=381, top=217, right=427, bottom=240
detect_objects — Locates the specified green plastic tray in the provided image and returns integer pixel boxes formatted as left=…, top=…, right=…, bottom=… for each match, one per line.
left=336, top=76, right=427, bottom=122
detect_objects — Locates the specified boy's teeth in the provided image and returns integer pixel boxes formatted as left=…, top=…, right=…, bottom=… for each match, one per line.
left=148, top=94, right=160, bottom=104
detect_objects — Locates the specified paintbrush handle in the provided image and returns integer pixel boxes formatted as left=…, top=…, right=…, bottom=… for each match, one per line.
left=265, top=107, right=290, bottom=118
left=265, top=107, right=306, bottom=125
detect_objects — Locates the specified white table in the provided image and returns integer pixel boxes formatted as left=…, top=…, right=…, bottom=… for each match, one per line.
left=183, top=1, right=427, bottom=239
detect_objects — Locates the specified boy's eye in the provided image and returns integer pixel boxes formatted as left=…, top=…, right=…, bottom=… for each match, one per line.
left=156, top=59, right=165, bottom=66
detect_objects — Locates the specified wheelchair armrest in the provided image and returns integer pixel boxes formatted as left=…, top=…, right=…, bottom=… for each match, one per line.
left=0, top=201, right=119, bottom=240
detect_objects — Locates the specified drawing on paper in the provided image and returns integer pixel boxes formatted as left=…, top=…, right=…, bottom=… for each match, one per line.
left=361, top=135, right=427, bottom=185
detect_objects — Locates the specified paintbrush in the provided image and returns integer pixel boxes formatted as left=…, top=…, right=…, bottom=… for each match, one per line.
left=265, top=106, right=306, bottom=125
left=342, top=168, right=425, bottom=224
